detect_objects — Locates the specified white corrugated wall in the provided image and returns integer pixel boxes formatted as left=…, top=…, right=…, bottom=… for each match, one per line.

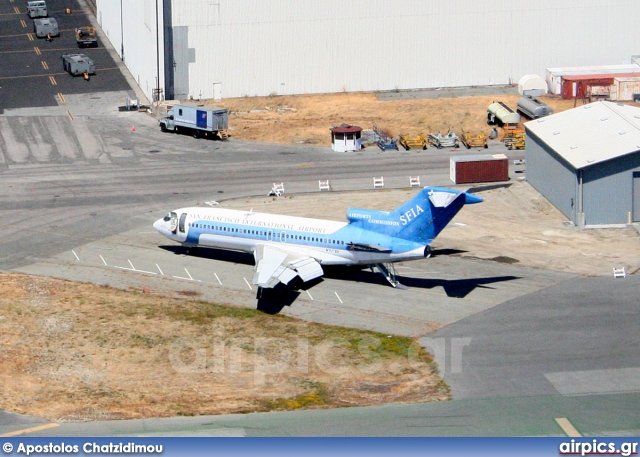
left=96, top=0, right=164, bottom=101
left=97, top=0, right=640, bottom=101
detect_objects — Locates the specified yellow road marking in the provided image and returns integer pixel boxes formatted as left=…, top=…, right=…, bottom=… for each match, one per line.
left=20, top=19, right=26, bottom=28
left=1, top=46, right=77, bottom=54
left=41, top=61, right=49, bottom=70
left=0, top=423, right=59, bottom=437
left=67, top=110, right=74, bottom=120
left=49, top=75, right=57, bottom=85
left=555, top=417, right=582, bottom=437
left=34, top=46, right=41, bottom=55
left=58, top=92, right=65, bottom=103
left=27, top=33, right=34, bottom=41
left=13, top=6, right=20, bottom=14
left=0, top=67, right=115, bottom=81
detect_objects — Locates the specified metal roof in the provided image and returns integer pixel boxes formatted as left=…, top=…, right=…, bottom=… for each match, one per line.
left=330, top=124, right=362, bottom=133
left=451, top=154, right=507, bottom=162
left=524, top=101, right=640, bottom=170
left=562, top=73, right=640, bottom=81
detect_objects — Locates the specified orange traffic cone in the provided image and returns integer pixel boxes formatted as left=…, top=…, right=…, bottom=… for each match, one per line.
left=131, top=126, right=136, bottom=132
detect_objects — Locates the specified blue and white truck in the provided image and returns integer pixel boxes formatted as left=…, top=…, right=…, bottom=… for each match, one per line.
left=159, top=103, right=229, bottom=139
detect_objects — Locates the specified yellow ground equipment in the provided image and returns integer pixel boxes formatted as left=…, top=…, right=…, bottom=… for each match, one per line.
left=398, top=133, right=427, bottom=150
left=505, top=132, right=525, bottom=150
left=460, top=132, right=488, bottom=149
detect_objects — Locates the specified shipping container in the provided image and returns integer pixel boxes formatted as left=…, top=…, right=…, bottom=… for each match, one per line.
left=450, top=154, right=509, bottom=184
left=609, top=77, right=640, bottom=101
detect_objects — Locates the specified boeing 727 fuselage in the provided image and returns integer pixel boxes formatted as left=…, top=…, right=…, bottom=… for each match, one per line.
left=153, top=186, right=482, bottom=289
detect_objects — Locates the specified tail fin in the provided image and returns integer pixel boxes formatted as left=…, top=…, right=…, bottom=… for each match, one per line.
left=346, top=187, right=482, bottom=242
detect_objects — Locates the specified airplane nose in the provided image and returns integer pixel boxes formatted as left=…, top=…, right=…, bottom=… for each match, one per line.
left=153, top=219, right=163, bottom=232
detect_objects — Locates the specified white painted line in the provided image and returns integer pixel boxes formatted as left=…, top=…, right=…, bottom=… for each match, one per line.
left=554, top=417, right=581, bottom=437
left=72, top=250, right=80, bottom=261
left=172, top=275, right=200, bottom=282
left=243, top=277, right=253, bottom=290
left=100, top=255, right=107, bottom=266
left=156, top=264, right=164, bottom=275
left=128, top=259, right=135, bottom=270
left=114, top=266, right=157, bottom=275
left=172, top=269, right=201, bottom=282
left=306, top=290, right=313, bottom=300
left=334, top=291, right=343, bottom=304
left=214, top=273, right=222, bottom=285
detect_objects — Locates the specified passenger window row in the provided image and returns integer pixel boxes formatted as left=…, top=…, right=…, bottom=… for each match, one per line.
left=188, top=222, right=344, bottom=245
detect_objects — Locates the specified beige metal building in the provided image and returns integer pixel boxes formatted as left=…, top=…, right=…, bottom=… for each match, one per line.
left=94, top=0, right=640, bottom=102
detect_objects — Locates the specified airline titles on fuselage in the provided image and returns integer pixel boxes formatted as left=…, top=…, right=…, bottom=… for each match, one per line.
left=347, top=204, right=425, bottom=227
left=189, top=212, right=330, bottom=234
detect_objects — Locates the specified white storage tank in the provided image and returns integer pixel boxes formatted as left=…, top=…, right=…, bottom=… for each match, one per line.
left=518, top=75, right=547, bottom=96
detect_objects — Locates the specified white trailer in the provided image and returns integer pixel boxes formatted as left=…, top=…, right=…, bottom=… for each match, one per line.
left=159, top=104, right=229, bottom=139
left=33, top=17, right=58, bottom=38
left=27, top=0, right=47, bottom=18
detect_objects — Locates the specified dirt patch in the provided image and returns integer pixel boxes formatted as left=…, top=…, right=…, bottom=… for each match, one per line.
left=213, top=91, right=579, bottom=147
left=0, top=274, right=448, bottom=421
left=217, top=182, right=640, bottom=276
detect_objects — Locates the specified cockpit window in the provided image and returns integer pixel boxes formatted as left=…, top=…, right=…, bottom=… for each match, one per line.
left=163, top=213, right=171, bottom=221
left=169, top=212, right=179, bottom=233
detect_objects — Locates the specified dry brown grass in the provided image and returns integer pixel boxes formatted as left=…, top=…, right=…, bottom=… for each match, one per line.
left=0, top=274, right=448, bottom=421
left=214, top=91, right=578, bottom=146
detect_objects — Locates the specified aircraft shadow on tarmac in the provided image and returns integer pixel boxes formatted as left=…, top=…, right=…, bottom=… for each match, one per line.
left=321, top=266, right=520, bottom=298
left=160, top=245, right=255, bottom=266
left=159, top=245, right=520, bottom=312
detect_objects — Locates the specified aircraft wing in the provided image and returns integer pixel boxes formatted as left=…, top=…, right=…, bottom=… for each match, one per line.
left=252, top=244, right=324, bottom=288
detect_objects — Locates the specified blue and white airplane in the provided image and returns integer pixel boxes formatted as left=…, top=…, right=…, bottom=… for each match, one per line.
left=153, top=186, right=482, bottom=289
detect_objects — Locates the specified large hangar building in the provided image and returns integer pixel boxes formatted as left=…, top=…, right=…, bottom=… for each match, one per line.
left=94, top=1, right=640, bottom=102
left=525, top=101, right=640, bottom=227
